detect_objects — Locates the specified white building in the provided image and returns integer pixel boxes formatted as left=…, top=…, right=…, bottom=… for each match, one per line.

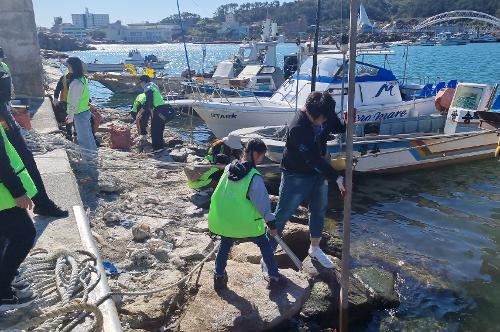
left=104, top=23, right=179, bottom=43
left=217, top=14, right=249, bottom=40
left=60, top=23, right=88, bottom=40
left=72, top=8, right=109, bottom=29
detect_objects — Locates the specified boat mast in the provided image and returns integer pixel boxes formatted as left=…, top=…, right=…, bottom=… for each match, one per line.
left=339, top=0, right=360, bottom=331
left=310, top=0, right=321, bottom=91
left=176, top=0, right=192, bottom=80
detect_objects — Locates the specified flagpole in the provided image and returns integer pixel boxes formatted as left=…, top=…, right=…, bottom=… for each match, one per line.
left=339, top=0, right=359, bottom=331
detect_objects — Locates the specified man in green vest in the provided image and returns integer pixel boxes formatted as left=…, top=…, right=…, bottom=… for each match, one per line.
left=131, top=92, right=146, bottom=122
left=0, top=124, right=37, bottom=311
left=208, top=138, right=285, bottom=290
left=138, top=75, right=174, bottom=151
left=0, top=47, right=68, bottom=218
left=131, top=92, right=148, bottom=143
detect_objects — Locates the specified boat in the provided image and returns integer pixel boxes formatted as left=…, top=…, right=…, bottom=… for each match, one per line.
left=438, top=32, right=467, bottom=46
left=86, top=61, right=124, bottom=73
left=192, top=49, right=445, bottom=138
left=414, top=35, right=435, bottom=46
left=469, top=33, right=497, bottom=43
left=231, top=82, right=499, bottom=173
left=125, top=50, right=170, bottom=70
left=90, top=72, right=184, bottom=94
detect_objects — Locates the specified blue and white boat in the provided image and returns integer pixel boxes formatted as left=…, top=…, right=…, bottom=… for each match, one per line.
left=192, top=49, right=450, bottom=138
left=232, top=82, right=499, bottom=173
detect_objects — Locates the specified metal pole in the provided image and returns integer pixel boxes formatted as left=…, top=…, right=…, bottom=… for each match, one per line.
left=295, top=38, right=301, bottom=112
left=176, top=0, right=192, bottom=80
left=339, top=0, right=359, bottom=331
left=310, top=0, right=321, bottom=91
left=403, top=43, right=409, bottom=85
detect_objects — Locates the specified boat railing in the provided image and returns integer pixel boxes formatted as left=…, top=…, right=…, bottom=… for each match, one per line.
left=271, top=91, right=293, bottom=108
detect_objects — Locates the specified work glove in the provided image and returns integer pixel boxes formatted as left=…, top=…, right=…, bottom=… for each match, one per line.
left=336, top=175, right=346, bottom=198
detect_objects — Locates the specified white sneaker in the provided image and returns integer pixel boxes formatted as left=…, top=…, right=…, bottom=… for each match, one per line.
left=308, top=246, right=334, bottom=269
left=260, top=258, right=268, bottom=278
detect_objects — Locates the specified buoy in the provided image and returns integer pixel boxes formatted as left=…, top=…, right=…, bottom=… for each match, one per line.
left=495, top=138, right=500, bottom=158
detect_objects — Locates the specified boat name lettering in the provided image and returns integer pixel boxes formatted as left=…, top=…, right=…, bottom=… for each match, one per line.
left=211, top=113, right=237, bottom=119
left=357, top=109, right=408, bottom=122
left=374, top=83, right=396, bottom=98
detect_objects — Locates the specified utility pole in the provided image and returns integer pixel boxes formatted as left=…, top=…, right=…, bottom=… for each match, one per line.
left=339, top=0, right=360, bottom=331
left=310, top=0, right=321, bottom=91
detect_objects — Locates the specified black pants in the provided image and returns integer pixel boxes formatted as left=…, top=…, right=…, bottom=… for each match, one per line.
left=0, top=207, right=36, bottom=298
left=136, top=109, right=151, bottom=136
left=151, top=104, right=174, bottom=151
left=0, top=103, right=50, bottom=206
left=130, top=111, right=137, bottom=122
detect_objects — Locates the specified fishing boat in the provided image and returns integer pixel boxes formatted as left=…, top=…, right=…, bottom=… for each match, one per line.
left=438, top=32, right=467, bottom=46
left=125, top=50, right=170, bottom=70
left=413, top=35, right=435, bottom=46
left=469, top=33, right=497, bottom=43
left=192, top=49, right=449, bottom=138
left=90, top=72, right=184, bottom=94
left=86, top=61, right=124, bottom=73
left=231, top=82, right=500, bottom=173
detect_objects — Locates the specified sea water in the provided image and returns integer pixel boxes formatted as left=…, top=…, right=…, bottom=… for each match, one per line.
left=68, top=42, right=500, bottom=331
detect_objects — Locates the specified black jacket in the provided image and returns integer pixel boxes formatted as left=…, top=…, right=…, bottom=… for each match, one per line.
left=281, top=110, right=345, bottom=179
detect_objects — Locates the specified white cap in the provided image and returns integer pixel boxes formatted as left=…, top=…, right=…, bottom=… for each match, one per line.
left=222, top=134, right=243, bottom=150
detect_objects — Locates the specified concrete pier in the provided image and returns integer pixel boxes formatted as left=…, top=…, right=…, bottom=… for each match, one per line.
left=0, top=0, right=44, bottom=99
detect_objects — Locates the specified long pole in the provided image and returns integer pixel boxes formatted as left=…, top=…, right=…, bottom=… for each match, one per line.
left=295, top=38, right=301, bottom=112
left=339, top=0, right=359, bottom=331
left=310, top=0, right=321, bottom=91
left=176, top=0, right=192, bottom=80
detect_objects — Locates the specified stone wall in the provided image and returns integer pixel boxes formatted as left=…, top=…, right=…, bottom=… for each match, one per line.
left=0, top=0, right=44, bottom=98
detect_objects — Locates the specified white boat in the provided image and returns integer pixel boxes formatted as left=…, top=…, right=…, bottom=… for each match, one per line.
left=86, top=62, right=124, bottom=73
left=192, top=49, right=440, bottom=138
left=469, top=33, right=497, bottom=43
left=414, top=35, right=435, bottom=46
left=232, top=82, right=499, bottom=173
left=125, top=50, right=170, bottom=70
left=438, top=32, right=467, bottom=46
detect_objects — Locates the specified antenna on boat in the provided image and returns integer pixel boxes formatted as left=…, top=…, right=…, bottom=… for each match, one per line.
left=176, top=0, right=192, bottom=81
left=339, top=0, right=360, bottom=331
left=310, top=0, right=321, bottom=91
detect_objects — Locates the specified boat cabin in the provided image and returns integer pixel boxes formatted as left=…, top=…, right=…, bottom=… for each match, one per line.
left=228, top=65, right=284, bottom=93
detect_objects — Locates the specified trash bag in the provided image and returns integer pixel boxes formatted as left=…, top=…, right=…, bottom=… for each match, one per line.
left=109, top=125, right=133, bottom=149
left=13, top=111, right=32, bottom=130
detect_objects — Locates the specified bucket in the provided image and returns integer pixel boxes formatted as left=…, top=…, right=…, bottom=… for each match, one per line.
left=331, top=155, right=347, bottom=171
left=109, top=125, right=133, bottom=149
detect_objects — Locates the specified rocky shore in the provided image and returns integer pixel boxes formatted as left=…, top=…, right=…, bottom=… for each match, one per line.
left=42, top=62, right=403, bottom=331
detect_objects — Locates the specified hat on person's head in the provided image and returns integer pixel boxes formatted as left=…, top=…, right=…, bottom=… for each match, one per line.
left=222, top=134, right=243, bottom=150
left=138, top=74, right=151, bottom=84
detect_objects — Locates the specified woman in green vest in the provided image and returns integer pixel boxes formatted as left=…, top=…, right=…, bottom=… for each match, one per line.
left=208, top=138, right=286, bottom=290
left=66, top=57, right=97, bottom=152
left=0, top=125, right=37, bottom=311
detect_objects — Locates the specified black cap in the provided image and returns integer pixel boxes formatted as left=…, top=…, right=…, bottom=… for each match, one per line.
left=0, top=47, right=4, bottom=58
left=138, top=74, right=151, bottom=83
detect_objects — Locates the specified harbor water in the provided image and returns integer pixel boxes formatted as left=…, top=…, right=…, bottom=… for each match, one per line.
left=69, top=42, right=500, bottom=331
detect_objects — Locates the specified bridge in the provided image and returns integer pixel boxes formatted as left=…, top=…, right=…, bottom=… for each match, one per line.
left=414, top=10, right=500, bottom=30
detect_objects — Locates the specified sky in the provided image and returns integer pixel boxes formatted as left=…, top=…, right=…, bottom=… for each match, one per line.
left=32, top=0, right=293, bottom=28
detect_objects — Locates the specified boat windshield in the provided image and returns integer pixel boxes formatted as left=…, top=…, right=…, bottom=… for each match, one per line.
left=300, top=56, right=343, bottom=77
left=451, top=85, right=485, bottom=110
left=239, top=65, right=261, bottom=76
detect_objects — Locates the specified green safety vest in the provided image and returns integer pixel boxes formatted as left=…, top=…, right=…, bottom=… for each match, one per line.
left=205, top=144, right=225, bottom=163
left=208, top=167, right=265, bottom=238
left=67, top=77, right=90, bottom=114
left=0, top=126, right=37, bottom=211
left=0, top=62, right=10, bottom=75
left=146, top=83, right=165, bottom=108
left=131, top=93, right=146, bottom=113
left=187, top=167, right=220, bottom=189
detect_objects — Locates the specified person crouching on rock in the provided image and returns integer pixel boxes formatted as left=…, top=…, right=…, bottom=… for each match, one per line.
left=208, top=138, right=286, bottom=290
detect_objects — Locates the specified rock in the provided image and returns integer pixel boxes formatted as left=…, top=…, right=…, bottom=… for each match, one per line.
left=184, top=205, right=205, bottom=217
left=179, top=260, right=310, bottom=332
left=190, top=219, right=209, bottom=233
left=103, top=211, right=121, bottom=224
left=186, top=154, right=204, bottom=163
left=189, top=190, right=212, bottom=209
left=99, top=177, right=123, bottom=193
left=282, top=223, right=310, bottom=260
left=300, top=281, right=335, bottom=322
left=143, top=197, right=158, bottom=205
left=380, top=317, right=450, bottom=332
left=147, top=239, right=173, bottom=263
left=174, top=233, right=214, bottom=261
left=302, top=255, right=338, bottom=283
left=353, top=267, right=399, bottom=306
left=128, top=248, right=156, bottom=268
left=169, top=148, right=194, bottom=162
left=321, top=233, right=343, bottom=259
left=132, top=223, right=151, bottom=242
left=230, top=242, right=262, bottom=264
left=164, top=138, right=184, bottom=149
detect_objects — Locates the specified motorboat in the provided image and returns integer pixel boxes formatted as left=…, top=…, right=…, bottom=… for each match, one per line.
left=231, top=82, right=499, bottom=173
left=90, top=72, right=184, bottom=94
left=414, top=35, right=435, bottom=46
left=192, top=49, right=447, bottom=138
left=438, top=32, right=467, bottom=46
left=86, top=61, right=124, bottom=73
left=125, top=50, right=170, bottom=70
left=469, top=33, right=497, bottom=43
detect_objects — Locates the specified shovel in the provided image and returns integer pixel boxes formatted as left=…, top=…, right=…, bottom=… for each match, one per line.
left=273, top=235, right=303, bottom=270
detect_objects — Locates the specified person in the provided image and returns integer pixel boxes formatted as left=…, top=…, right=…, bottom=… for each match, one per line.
left=0, top=48, right=67, bottom=217
left=130, top=92, right=146, bottom=122
left=208, top=138, right=286, bottom=290
left=266, top=91, right=346, bottom=270
left=187, top=134, right=243, bottom=190
left=65, top=57, right=97, bottom=152
left=0, top=47, right=13, bottom=98
left=0, top=122, right=37, bottom=311
left=137, top=75, right=174, bottom=151
left=53, top=71, right=73, bottom=139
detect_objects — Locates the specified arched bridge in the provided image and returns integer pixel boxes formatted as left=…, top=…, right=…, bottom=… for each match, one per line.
left=414, top=10, right=500, bottom=30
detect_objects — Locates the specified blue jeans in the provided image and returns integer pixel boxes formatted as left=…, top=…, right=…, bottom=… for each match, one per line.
left=268, top=171, right=329, bottom=251
left=215, top=235, right=279, bottom=279
left=73, top=110, right=97, bottom=152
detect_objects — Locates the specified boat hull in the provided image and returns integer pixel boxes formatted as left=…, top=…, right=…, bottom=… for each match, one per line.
left=263, top=131, right=498, bottom=173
